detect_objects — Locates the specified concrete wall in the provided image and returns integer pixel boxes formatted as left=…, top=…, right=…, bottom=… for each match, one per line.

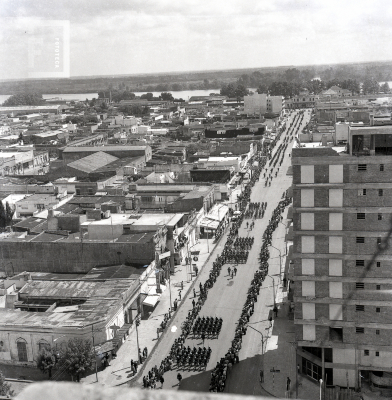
left=15, top=383, right=285, bottom=400
left=0, top=240, right=155, bottom=274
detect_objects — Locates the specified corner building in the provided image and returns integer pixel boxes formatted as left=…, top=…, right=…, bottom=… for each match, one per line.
left=292, top=128, right=392, bottom=391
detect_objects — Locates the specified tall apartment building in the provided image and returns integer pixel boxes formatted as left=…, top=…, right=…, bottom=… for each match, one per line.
left=244, top=93, right=284, bottom=116
left=292, top=125, right=392, bottom=391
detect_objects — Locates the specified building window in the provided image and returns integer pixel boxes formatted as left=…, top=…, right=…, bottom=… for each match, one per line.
left=377, top=238, right=382, bottom=246
left=380, top=164, right=384, bottom=171
left=376, top=307, right=381, bottom=312
left=364, top=350, right=369, bottom=356
left=376, top=351, right=380, bottom=357
left=379, top=189, right=384, bottom=196
left=378, top=213, right=383, bottom=220
left=357, top=213, right=366, bottom=220
left=377, top=262, right=381, bottom=268
left=16, top=339, right=28, bottom=362
left=76, top=188, right=81, bottom=195
left=356, top=327, right=365, bottom=334
left=356, top=305, right=365, bottom=311
left=376, top=330, right=380, bottom=335
left=358, top=189, right=366, bottom=196
left=356, top=282, right=365, bottom=289
left=357, top=164, right=367, bottom=171
left=356, top=260, right=365, bottom=267
left=302, top=358, right=322, bottom=382
left=356, top=237, right=365, bottom=244
left=376, top=285, right=381, bottom=290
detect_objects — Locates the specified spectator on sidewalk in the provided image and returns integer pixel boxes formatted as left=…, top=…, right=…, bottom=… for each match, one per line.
left=259, top=369, right=264, bottom=383
left=228, top=267, right=231, bottom=277
left=192, top=299, right=195, bottom=308
left=177, top=373, right=182, bottom=387
left=273, top=305, right=278, bottom=317
left=143, top=347, right=148, bottom=359
left=178, top=291, right=182, bottom=300
left=234, top=266, right=237, bottom=276
left=160, top=376, right=164, bottom=389
left=193, top=288, right=196, bottom=298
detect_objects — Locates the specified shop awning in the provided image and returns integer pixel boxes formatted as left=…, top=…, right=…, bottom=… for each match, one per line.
left=143, top=295, right=160, bottom=307
left=287, top=206, right=293, bottom=220
left=94, top=340, right=114, bottom=355
left=285, top=226, right=293, bottom=241
left=199, top=218, right=219, bottom=230
left=206, top=204, right=229, bottom=221
left=129, top=293, right=148, bottom=310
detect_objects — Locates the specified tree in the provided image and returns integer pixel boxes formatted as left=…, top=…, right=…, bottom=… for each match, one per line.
left=0, top=370, right=14, bottom=397
left=220, top=83, right=248, bottom=98
left=58, top=338, right=94, bottom=382
left=0, top=201, right=6, bottom=228
left=381, top=82, right=390, bottom=93
left=362, top=78, right=380, bottom=95
left=257, top=84, right=269, bottom=94
left=2, top=92, right=43, bottom=106
left=5, top=202, right=14, bottom=226
left=160, top=92, right=174, bottom=101
left=141, top=93, right=154, bottom=101
left=37, top=349, right=56, bottom=379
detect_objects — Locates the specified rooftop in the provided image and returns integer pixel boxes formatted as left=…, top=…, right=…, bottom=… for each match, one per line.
left=0, top=277, right=139, bottom=328
left=62, top=145, right=148, bottom=153
left=67, top=151, right=119, bottom=173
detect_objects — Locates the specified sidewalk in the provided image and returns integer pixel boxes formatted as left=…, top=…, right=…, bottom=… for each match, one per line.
left=260, top=216, right=320, bottom=400
left=81, top=236, right=220, bottom=387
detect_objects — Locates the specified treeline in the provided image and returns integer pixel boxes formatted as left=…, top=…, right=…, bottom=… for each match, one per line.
left=1, top=92, right=44, bottom=106
left=98, top=90, right=186, bottom=103
left=234, top=67, right=390, bottom=97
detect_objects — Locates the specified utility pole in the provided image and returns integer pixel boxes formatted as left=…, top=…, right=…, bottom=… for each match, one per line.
left=91, top=324, right=98, bottom=383
left=135, top=315, right=140, bottom=361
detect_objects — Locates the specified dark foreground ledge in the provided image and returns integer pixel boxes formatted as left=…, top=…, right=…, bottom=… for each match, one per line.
left=15, top=382, right=286, bottom=400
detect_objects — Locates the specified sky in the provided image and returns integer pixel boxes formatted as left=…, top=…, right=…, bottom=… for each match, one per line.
left=0, top=0, right=392, bottom=80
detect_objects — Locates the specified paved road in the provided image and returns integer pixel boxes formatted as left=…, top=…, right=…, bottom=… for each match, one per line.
left=131, top=110, right=311, bottom=393
left=225, top=109, right=312, bottom=397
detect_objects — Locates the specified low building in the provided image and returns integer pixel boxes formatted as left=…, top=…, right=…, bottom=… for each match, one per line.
left=59, top=145, right=152, bottom=164
left=0, top=271, right=142, bottom=366
left=286, top=90, right=319, bottom=109
left=14, top=194, right=59, bottom=218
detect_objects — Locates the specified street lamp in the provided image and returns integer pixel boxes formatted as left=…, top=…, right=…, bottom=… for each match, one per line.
left=319, top=378, right=323, bottom=400
left=135, top=315, right=141, bottom=363
left=204, top=219, right=215, bottom=253
left=267, top=274, right=276, bottom=307
left=270, top=245, right=282, bottom=280
left=187, top=242, right=198, bottom=282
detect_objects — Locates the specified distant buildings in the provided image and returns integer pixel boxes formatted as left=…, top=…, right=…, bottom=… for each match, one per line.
left=0, top=105, right=68, bottom=115
left=286, top=89, right=319, bottom=109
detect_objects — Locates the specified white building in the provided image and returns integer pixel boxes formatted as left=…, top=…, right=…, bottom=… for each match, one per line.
left=244, top=93, right=267, bottom=115
left=244, top=93, right=284, bottom=116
